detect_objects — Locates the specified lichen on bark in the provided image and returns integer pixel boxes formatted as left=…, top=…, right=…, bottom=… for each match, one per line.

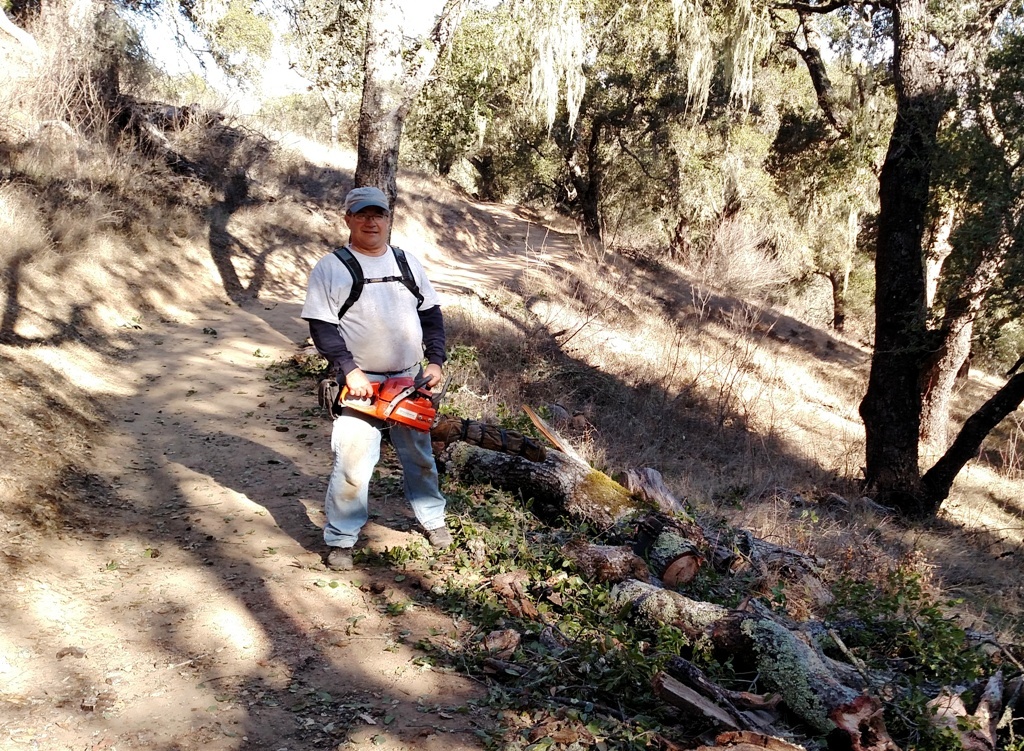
left=741, top=617, right=849, bottom=734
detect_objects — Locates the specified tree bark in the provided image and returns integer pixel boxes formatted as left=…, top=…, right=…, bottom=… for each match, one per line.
left=430, top=415, right=547, bottom=462
left=564, top=539, right=650, bottom=583
left=611, top=580, right=896, bottom=749
left=858, top=0, right=950, bottom=515
left=441, top=442, right=645, bottom=526
left=355, top=0, right=468, bottom=219
left=920, top=371, right=1024, bottom=508
left=920, top=215, right=1012, bottom=450
left=631, top=513, right=706, bottom=587
left=828, top=269, right=847, bottom=333
left=857, top=0, right=1013, bottom=516
left=791, top=12, right=849, bottom=135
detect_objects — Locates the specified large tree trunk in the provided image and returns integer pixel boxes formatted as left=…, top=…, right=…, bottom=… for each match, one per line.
left=354, top=0, right=467, bottom=217
left=858, top=0, right=950, bottom=516
left=857, top=0, right=1012, bottom=517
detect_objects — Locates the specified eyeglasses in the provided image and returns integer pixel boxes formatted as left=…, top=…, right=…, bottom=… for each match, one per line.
left=350, top=212, right=389, bottom=223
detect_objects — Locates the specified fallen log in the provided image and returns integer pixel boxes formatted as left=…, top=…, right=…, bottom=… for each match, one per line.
left=441, top=442, right=649, bottom=526
left=632, top=513, right=707, bottom=588
left=610, top=579, right=896, bottom=751
left=430, top=415, right=547, bottom=462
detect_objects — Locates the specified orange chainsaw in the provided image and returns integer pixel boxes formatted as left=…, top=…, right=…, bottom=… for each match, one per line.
left=339, top=374, right=449, bottom=432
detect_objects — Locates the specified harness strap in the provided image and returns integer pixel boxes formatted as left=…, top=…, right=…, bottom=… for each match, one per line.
left=332, top=245, right=423, bottom=320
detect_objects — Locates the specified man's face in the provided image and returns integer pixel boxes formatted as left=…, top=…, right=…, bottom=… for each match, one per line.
left=345, top=208, right=389, bottom=252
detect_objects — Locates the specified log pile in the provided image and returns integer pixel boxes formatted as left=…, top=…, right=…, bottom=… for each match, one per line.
left=443, top=424, right=1017, bottom=751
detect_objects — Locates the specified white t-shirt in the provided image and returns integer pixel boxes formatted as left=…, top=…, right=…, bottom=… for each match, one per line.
left=301, top=246, right=440, bottom=373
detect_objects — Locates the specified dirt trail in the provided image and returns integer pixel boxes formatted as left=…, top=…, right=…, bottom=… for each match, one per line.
left=1, top=204, right=578, bottom=750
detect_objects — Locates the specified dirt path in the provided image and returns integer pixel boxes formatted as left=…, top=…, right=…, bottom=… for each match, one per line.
left=0, top=205, right=578, bottom=750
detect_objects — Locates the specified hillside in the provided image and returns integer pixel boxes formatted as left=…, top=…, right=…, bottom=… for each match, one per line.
left=2, top=79, right=1024, bottom=751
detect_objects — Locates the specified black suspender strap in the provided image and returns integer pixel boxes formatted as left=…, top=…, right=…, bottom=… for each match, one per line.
left=332, top=246, right=364, bottom=320
left=391, top=247, right=425, bottom=309
left=331, top=245, right=423, bottom=320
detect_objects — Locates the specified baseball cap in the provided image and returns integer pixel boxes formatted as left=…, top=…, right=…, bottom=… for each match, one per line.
left=344, top=186, right=390, bottom=214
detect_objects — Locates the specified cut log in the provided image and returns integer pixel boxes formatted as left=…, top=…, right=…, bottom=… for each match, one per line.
left=610, top=578, right=734, bottom=642
left=431, top=415, right=547, bottom=462
left=564, top=539, right=650, bottom=583
left=441, top=443, right=648, bottom=526
left=633, top=513, right=707, bottom=588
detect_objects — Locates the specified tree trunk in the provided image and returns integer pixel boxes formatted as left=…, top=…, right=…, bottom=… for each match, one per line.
left=858, top=0, right=950, bottom=516
left=354, top=0, right=468, bottom=218
left=355, top=0, right=410, bottom=210
left=920, top=232, right=1008, bottom=450
left=792, top=12, right=849, bottom=135
left=470, top=152, right=498, bottom=201
left=579, top=119, right=604, bottom=238
left=827, top=269, right=847, bottom=332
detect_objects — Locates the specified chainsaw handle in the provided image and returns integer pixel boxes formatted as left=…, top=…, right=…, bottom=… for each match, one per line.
left=413, top=372, right=433, bottom=390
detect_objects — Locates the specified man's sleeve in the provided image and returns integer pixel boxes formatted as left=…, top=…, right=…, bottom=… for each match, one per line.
left=308, top=320, right=358, bottom=377
left=418, top=306, right=446, bottom=366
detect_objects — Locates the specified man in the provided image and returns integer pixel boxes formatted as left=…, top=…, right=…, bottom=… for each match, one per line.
left=301, top=186, right=452, bottom=571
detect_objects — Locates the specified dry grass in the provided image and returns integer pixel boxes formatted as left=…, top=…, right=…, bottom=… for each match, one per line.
left=434, top=220, right=1024, bottom=637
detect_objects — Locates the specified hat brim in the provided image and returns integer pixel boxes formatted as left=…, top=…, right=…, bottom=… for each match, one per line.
left=348, top=199, right=390, bottom=214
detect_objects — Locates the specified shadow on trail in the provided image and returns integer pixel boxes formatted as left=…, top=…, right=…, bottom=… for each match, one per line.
left=176, top=430, right=326, bottom=555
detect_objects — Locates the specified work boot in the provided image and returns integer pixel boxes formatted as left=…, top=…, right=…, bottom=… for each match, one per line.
left=326, top=547, right=354, bottom=571
left=425, top=526, right=453, bottom=549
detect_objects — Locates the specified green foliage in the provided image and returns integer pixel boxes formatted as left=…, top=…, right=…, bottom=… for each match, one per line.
left=181, top=0, right=273, bottom=84
left=829, top=566, right=983, bottom=686
left=283, top=0, right=366, bottom=134
left=827, top=565, right=986, bottom=749
left=264, top=354, right=328, bottom=390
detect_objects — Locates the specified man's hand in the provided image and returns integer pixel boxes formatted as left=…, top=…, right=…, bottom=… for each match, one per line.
left=345, top=368, right=374, bottom=399
left=423, top=363, right=443, bottom=388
